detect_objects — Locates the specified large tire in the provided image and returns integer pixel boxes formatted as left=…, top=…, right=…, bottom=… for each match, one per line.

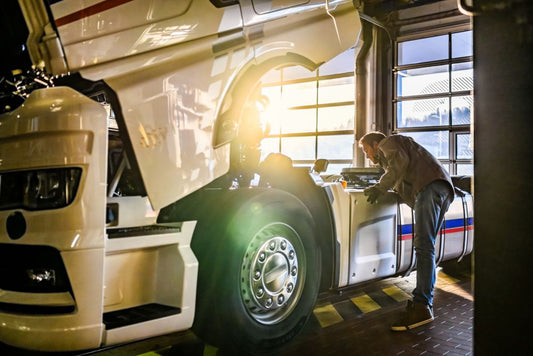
left=191, top=189, right=321, bottom=355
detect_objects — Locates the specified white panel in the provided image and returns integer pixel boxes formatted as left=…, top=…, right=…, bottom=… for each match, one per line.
left=323, top=183, right=352, bottom=288
left=103, top=222, right=197, bottom=345
left=348, top=190, right=397, bottom=285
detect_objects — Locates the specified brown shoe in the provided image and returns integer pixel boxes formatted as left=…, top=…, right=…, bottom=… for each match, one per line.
left=391, top=300, right=434, bottom=331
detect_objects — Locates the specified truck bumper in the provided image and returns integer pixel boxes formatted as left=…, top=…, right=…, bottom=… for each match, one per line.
left=0, top=248, right=105, bottom=351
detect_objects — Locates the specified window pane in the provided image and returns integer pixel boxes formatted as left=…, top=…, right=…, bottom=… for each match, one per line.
left=452, top=30, right=473, bottom=58
left=282, top=81, right=317, bottom=107
left=260, top=86, right=282, bottom=133
left=318, top=105, right=354, bottom=132
left=318, top=76, right=354, bottom=104
left=319, top=47, right=355, bottom=75
left=397, top=35, right=448, bottom=65
left=317, top=134, right=354, bottom=160
left=401, top=131, right=449, bottom=159
left=260, top=137, right=280, bottom=161
left=281, top=136, right=315, bottom=161
left=452, top=62, right=473, bottom=92
left=261, top=85, right=281, bottom=99
left=282, top=108, right=316, bottom=134
left=456, top=133, right=473, bottom=159
left=397, top=65, right=449, bottom=97
left=457, top=164, right=473, bottom=176
left=397, top=98, right=449, bottom=128
left=452, top=96, right=472, bottom=125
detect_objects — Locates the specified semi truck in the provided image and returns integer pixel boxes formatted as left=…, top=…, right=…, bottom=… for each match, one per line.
left=0, top=0, right=473, bottom=354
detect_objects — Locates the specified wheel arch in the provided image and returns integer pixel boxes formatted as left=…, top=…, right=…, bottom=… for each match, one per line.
left=212, top=52, right=319, bottom=149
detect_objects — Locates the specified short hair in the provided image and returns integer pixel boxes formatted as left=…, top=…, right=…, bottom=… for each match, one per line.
left=359, top=131, right=386, bottom=147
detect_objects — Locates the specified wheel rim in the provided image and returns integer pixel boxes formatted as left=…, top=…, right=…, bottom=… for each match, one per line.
left=240, top=222, right=306, bottom=325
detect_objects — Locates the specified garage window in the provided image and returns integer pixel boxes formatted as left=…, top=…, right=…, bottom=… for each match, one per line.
left=394, top=30, right=473, bottom=175
left=259, top=48, right=355, bottom=174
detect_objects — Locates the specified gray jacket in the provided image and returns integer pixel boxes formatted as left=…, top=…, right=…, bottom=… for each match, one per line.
left=374, top=135, right=454, bottom=208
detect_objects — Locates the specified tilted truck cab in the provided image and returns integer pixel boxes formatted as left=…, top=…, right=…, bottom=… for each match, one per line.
left=0, top=0, right=472, bottom=354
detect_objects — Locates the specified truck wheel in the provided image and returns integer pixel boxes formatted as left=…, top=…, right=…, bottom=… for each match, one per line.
left=191, top=189, right=320, bottom=354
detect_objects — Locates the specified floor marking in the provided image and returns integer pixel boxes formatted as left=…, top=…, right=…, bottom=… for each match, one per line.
left=436, top=271, right=473, bottom=301
left=351, top=294, right=381, bottom=313
left=313, top=303, right=344, bottom=328
left=436, top=271, right=460, bottom=286
left=383, top=285, right=411, bottom=302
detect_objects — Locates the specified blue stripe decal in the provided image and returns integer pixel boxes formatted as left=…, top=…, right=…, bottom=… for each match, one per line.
left=445, top=219, right=464, bottom=229
left=398, top=218, right=473, bottom=236
left=400, top=224, right=412, bottom=235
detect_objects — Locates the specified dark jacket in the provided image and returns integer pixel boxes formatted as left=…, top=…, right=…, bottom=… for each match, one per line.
left=374, top=135, right=454, bottom=208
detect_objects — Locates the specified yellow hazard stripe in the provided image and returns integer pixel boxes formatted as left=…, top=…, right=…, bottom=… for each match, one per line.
left=351, top=294, right=380, bottom=313
left=436, top=270, right=460, bottom=286
left=313, top=302, right=344, bottom=327
left=436, top=270, right=472, bottom=301
left=383, top=285, right=411, bottom=302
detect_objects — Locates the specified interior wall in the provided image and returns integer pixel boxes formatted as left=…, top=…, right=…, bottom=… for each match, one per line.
left=472, top=1, right=533, bottom=353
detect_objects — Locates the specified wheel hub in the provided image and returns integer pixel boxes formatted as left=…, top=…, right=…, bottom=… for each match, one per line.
left=240, top=224, right=304, bottom=325
left=263, top=253, right=288, bottom=294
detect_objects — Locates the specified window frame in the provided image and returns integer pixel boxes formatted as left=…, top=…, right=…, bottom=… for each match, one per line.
left=260, top=60, right=356, bottom=172
left=393, top=29, right=473, bottom=176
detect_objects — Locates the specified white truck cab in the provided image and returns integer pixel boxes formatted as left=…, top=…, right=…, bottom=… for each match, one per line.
left=0, top=1, right=472, bottom=354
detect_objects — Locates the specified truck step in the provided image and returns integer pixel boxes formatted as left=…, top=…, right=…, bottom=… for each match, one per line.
left=103, top=303, right=181, bottom=330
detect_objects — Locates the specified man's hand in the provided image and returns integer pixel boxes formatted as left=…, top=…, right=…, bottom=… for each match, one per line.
left=364, top=185, right=382, bottom=204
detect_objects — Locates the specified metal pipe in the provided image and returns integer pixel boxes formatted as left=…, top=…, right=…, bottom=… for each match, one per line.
left=354, top=20, right=373, bottom=167
left=359, top=13, right=392, bottom=43
left=354, top=14, right=393, bottom=167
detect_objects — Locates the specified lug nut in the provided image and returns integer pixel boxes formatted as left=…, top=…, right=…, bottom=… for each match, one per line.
left=265, top=297, right=273, bottom=307
left=291, top=266, right=297, bottom=276
left=256, top=288, right=264, bottom=297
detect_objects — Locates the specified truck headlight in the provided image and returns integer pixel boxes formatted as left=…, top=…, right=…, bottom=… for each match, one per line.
left=0, top=168, right=82, bottom=210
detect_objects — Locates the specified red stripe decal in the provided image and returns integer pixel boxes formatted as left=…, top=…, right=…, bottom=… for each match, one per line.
left=55, top=0, right=135, bottom=27
left=398, top=225, right=474, bottom=241
left=398, top=234, right=412, bottom=241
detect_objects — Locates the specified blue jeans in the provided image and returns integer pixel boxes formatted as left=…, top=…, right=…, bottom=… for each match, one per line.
left=412, top=180, right=454, bottom=307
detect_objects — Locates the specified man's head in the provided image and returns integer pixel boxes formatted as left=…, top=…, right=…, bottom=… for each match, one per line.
left=359, top=132, right=386, bottom=164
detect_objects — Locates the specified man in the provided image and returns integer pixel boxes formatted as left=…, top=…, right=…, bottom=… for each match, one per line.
left=359, top=131, right=455, bottom=331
